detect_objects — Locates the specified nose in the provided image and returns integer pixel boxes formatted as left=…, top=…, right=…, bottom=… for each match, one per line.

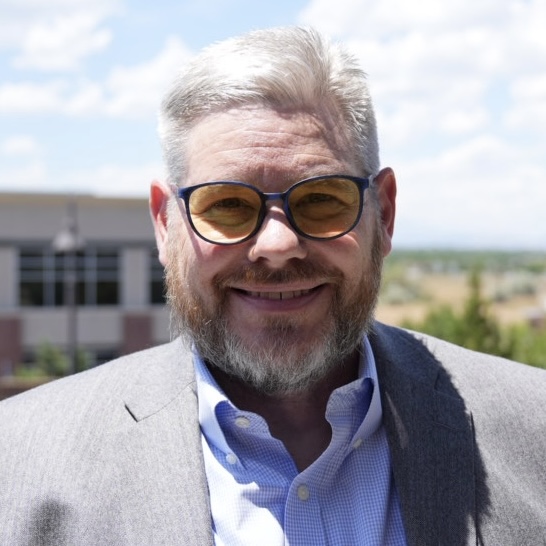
left=247, top=207, right=307, bottom=267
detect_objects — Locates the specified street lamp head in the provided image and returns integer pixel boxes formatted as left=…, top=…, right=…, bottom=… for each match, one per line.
left=52, top=201, right=85, bottom=253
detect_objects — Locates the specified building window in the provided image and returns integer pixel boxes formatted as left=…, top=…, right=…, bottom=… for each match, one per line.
left=19, top=249, right=46, bottom=306
left=150, top=249, right=166, bottom=304
left=19, top=246, right=119, bottom=307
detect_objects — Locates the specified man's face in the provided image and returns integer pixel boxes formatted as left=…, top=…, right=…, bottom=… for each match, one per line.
left=152, top=107, right=395, bottom=394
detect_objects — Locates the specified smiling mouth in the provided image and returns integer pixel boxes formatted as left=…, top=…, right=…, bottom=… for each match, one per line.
left=239, top=288, right=315, bottom=300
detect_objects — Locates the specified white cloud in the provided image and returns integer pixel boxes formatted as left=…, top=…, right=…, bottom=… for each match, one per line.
left=12, top=13, right=113, bottom=72
left=0, top=162, right=48, bottom=193
left=101, top=37, right=194, bottom=119
left=0, top=0, right=121, bottom=54
left=392, top=136, right=546, bottom=248
left=0, top=157, right=162, bottom=197
left=68, top=162, right=165, bottom=197
left=0, top=36, right=194, bottom=120
left=439, top=108, right=489, bottom=136
left=64, top=35, right=194, bottom=119
left=300, top=0, right=516, bottom=41
left=0, top=81, right=66, bottom=114
left=0, top=135, right=42, bottom=156
left=505, top=74, right=546, bottom=131
left=300, top=0, right=546, bottom=125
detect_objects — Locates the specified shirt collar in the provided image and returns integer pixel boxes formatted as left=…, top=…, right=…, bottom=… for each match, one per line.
left=194, top=336, right=383, bottom=455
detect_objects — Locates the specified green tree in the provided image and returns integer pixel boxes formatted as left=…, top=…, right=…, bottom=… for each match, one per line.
left=457, top=269, right=514, bottom=357
left=505, top=323, right=546, bottom=369
left=17, top=342, right=93, bottom=378
left=34, top=342, right=68, bottom=377
left=403, top=269, right=518, bottom=361
left=74, top=348, right=91, bottom=374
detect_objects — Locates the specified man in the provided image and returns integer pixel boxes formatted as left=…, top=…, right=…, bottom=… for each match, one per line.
left=0, top=27, right=545, bottom=545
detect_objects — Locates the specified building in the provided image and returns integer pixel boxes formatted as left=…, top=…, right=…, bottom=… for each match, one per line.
left=0, top=192, right=170, bottom=376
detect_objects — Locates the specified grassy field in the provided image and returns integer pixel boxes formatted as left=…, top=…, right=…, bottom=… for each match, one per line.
left=376, top=250, right=546, bottom=328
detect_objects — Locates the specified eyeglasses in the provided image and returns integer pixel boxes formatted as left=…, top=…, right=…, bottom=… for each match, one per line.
left=174, top=174, right=370, bottom=245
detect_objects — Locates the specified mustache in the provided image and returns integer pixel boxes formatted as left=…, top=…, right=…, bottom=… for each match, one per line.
left=214, top=260, right=344, bottom=288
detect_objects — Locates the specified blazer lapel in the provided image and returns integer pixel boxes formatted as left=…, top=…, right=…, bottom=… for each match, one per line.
left=371, top=323, right=478, bottom=546
left=119, top=339, right=214, bottom=545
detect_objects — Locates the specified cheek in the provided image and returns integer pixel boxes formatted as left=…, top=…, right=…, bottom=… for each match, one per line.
left=166, top=218, right=203, bottom=294
left=327, top=232, right=368, bottom=272
left=334, top=223, right=380, bottom=285
left=178, top=237, right=237, bottom=299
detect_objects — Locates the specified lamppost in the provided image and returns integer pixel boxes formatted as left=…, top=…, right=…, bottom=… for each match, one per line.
left=52, top=200, right=85, bottom=375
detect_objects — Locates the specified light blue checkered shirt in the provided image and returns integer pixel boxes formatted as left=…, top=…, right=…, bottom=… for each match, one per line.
left=194, top=337, right=407, bottom=545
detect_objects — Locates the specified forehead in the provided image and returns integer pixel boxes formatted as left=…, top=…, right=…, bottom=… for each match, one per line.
left=184, top=107, right=356, bottom=187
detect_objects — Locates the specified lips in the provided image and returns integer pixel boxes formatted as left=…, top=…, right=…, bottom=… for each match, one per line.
left=245, top=289, right=313, bottom=300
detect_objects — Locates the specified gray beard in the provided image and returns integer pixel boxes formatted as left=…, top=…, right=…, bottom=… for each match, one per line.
left=176, top=289, right=374, bottom=395
left=166, top=220, right=384, bottom=395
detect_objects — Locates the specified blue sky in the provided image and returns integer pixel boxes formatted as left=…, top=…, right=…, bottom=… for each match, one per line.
left=1, top=0, right=545, bottom=249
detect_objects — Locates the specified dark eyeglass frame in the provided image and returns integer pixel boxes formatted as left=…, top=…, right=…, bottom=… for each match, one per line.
left=174, top=174, right=371, bottom=245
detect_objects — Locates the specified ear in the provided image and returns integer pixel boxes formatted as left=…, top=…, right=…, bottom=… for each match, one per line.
left=373, top=167, right=397, bottom=257
left=149, top=180, right=171, bottom=266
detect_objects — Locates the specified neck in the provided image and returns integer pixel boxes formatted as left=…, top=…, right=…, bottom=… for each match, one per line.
left=208, top=350, right=360, bottom=471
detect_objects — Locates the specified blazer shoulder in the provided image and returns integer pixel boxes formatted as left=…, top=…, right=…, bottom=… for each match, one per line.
left=0, top=338, right=194, bottom=426
left=372, top=321, right=546, bottom=390
left=409, top=327, right=545, bottom=393
left=0, top=339, right=210, bottom=545
left=371, top=321, right=546, bottom=430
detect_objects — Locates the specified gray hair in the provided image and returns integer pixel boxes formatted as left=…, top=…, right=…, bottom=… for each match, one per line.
left=158, top=26, right=379, bottom=185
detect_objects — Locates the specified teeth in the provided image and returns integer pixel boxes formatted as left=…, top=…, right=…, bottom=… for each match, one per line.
left=247, top=289, right=312, bottom=300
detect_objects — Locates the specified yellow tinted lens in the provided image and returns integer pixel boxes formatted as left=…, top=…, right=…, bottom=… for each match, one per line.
left=289, top=178, right=360, bottom=237
left=189, top=184, right=261, bottom=242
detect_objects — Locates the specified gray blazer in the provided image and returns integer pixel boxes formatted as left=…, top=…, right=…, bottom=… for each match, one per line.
left=1, top=322, right=545, bottom=545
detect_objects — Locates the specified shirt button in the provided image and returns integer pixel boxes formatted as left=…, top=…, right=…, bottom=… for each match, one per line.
left=353, top=438, right=363, bottom=449
left=234, top=416, right=251, bottom=429
left=226, top=453, right=238, bottom=465
left=297, top=484, right=310, bottom=501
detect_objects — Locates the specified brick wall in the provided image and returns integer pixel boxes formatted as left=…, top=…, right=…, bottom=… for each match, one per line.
left=0, top=317, right=22, bottom=376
